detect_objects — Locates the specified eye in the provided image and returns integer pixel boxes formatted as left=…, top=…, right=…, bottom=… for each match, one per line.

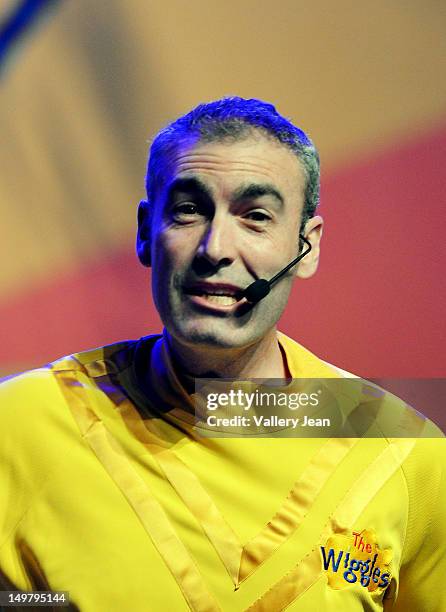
left=171, top=202, right=204, bottom=222
left=244, top=210, right=272, bottom=223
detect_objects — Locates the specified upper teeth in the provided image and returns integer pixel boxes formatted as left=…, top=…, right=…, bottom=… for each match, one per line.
left=200, top=290, right=235, bottom=296
left=202, top=295, right=237, bottom=305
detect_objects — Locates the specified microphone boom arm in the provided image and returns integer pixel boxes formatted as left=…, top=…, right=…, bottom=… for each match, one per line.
left=241, top=235, right=312, bottom=304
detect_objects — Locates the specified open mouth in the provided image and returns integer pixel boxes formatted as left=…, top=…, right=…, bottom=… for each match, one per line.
left=184, top=285, right=244, bottom=307
left=192, top=293, right=238, bottom=306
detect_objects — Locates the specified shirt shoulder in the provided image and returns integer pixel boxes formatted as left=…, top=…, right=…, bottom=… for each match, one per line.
left=0, top=335, right=163, bottom=443
left=0, top=339, right=144, bottom=466
left=0, top=339, right=150, bottom=548
left=0, top=339, right=134, bottom=408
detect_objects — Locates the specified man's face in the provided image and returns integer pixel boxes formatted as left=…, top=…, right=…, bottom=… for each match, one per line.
left=139, top=134, right=314, bottom=350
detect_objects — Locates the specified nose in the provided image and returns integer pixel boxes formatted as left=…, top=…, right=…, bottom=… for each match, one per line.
left=195, top=212, right=236, bottom=268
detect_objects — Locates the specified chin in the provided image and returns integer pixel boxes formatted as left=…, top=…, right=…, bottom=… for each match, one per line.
left=175, top=318, right=276, bottom=353
left=171, top=322, right=253, bottom=351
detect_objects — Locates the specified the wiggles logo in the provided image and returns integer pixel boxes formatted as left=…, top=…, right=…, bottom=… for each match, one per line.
left=320, top=529, right=392, bottom=591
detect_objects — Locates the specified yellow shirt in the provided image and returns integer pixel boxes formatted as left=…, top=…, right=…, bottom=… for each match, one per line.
left=0, top=331, right=445, bottom=611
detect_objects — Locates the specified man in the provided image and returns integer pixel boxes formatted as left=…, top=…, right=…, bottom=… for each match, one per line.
left=1, top=97, right=445, bottom=611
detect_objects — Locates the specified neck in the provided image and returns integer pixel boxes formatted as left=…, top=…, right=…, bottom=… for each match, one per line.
left=164, top=328, right=289, bottom=388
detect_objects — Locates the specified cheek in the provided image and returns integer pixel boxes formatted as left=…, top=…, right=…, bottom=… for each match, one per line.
left=242, top=235, right=296, bottom=278
left=153, top=232, right=188, bottom=268
left=152, top=231, right=198, bottom=297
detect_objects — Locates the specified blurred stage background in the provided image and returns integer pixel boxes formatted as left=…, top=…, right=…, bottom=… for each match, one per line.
left=1, top=0, right=446, bottom=381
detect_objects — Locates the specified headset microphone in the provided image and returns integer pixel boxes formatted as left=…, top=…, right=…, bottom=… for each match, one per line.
left=241, top=235, right=312, bottom=305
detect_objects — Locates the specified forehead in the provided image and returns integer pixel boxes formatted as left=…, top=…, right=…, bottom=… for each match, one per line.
left=162, top=135, right=306, bottom=198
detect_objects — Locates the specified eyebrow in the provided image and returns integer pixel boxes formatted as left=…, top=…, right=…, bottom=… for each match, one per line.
left=166, top=176, right=213, bottom=201
left=232, top=183, right=284, bottom=206
left=165, top=176, right=284, bottom=207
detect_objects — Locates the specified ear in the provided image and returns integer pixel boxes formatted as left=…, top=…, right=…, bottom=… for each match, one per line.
left=136, top=199, right=152, bottom=267
left=295, top=215, right=324, bottom=279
